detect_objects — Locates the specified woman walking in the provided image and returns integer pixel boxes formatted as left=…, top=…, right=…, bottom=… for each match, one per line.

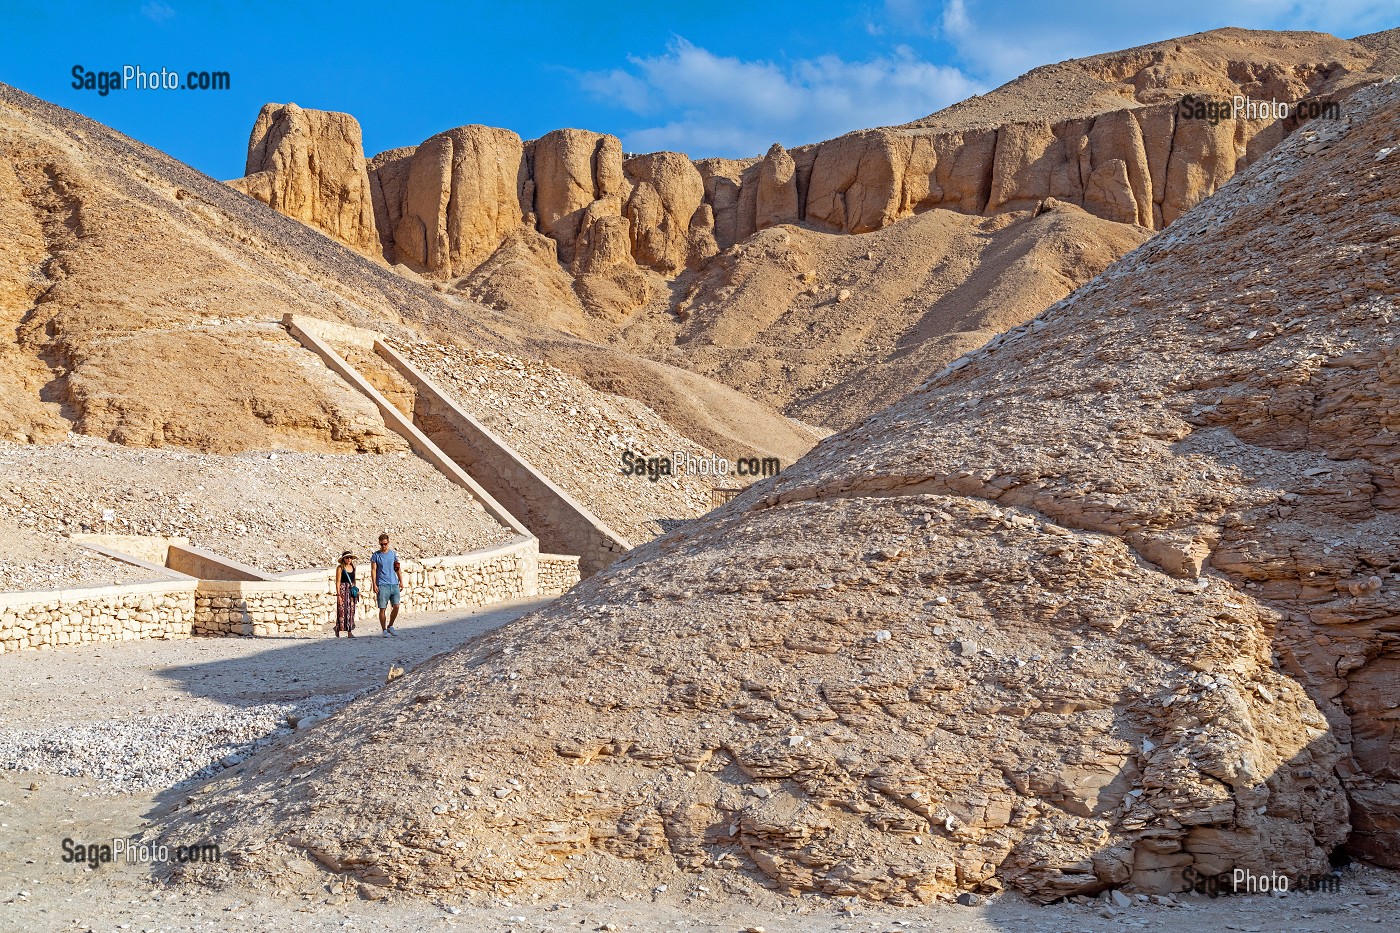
left=335, top=551, right=358, bottom=637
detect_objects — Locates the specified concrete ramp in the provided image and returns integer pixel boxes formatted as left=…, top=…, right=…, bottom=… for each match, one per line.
left=283, top=315, right=629, bottom=577
left=282, top=315, right=531, bottom=540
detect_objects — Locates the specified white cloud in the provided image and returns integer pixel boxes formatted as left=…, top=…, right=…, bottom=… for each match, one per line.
left=578, top=39, right=982, bottom=158
left=579, top=2, right=1396, bottom=158
left=941, top=0, right=971, bottom=37
left=141, top=1, right=175, bottom=24
left=929, top=0, right=1400, bottom=87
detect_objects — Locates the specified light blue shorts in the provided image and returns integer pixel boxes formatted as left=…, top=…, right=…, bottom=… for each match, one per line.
left=376, top=584, right=401, bottom=609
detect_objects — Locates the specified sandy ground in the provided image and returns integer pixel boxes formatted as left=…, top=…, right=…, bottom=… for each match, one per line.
left=0, top=600, right=1395, bottom=933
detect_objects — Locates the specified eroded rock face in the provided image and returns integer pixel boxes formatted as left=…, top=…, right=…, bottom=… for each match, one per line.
left=229, top=29, right=1395, bottom=316
left=231, top=103, right=380, bottom=256
left=388, top=125, right=527, bottom=277
left=162, top=76, right=1400, bottom=907
left=806, top=130, right=913, bottom=234
left=623, top=151, right=706, bottom=273
left=392, top=134, right=452, bottom=274
left=754, top=143, right=799, bottom=230
left=533, top=128, right=624, bottom=265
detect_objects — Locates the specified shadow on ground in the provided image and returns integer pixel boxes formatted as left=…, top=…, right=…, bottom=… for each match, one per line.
left=152, top=597, right=553, bottom=707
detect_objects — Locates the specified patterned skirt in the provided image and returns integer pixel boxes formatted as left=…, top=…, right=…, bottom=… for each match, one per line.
left=336, top=580, right=357, bottom=633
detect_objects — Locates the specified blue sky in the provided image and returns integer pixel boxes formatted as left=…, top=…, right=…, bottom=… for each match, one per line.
left=2, top=1, right=1394, bottom=179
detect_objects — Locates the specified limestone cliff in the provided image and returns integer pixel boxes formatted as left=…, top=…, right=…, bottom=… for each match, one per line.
left=231, top=103, right=381, bottom=257
left=222, top=29, right=1399, bottom=435
left=231, top=29, right=1395, bottom=278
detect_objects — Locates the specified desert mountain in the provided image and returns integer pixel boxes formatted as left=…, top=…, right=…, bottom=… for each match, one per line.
left=230, top=28, right=1399, bottom=426
left=157, top=71, right=1399, bottom=906
left=0, top=81, right=821, bottom=578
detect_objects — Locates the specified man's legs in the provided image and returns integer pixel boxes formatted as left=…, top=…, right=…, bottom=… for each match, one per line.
left=378, top=585, right=400, bottom=634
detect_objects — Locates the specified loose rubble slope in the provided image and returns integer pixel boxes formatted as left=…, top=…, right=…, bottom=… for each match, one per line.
left=0, top=437, right=514, bottom=585
left=389, top=341, right=726, bottom=543
left=624, top=199, right=1149, bottom=427
left=0, top=513, right=163, bottom=592
left=156, top=78, right=1399, bottom=904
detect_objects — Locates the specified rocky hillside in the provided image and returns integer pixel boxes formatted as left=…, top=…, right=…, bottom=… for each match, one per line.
left=0, top=79, right=813, bottom=471
left=156, top=71, right=1399, bottom=905
left=229, top=28, right=1399, bottom=427
left=624, top=198, right=1150, bottom=426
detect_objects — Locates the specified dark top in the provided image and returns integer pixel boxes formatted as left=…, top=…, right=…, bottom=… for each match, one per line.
left=340, top=567, right=356, bottom=586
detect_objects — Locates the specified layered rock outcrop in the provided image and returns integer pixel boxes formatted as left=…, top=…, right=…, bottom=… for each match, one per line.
left=754, top=142, right=800, bottom=231
left=622, top=150, right=710, bottom=273
left=231, top=103, right=381, bottom=256
left=230, top=29, right=1394, bottom=284
left=390, top=125, right=528, bottom=277
left=162, top=77, right=1399, bottom=904
left=220, top=29, right=1400, bottom=439
left=533, top=128, right=624, bottom=265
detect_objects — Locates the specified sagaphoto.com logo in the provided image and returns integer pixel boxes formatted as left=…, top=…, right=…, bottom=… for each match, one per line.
left=71, top=64, right=230, bottom=96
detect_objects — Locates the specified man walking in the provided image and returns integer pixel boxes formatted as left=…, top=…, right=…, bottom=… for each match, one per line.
left=370, top=532, right=404, bottom=636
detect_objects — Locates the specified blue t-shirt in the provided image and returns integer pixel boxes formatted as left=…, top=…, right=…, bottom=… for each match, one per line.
left=370, top=549, right=399, bottom=586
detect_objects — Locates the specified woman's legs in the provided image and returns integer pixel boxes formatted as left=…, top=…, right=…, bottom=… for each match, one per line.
left=336, top=584, right=357, bottom=636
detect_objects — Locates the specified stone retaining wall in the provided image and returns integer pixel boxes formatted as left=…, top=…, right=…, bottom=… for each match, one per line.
left=0, top=582, right=196, bottom=653
left=1, top=537, right=570, bottom=653
left=538, top=553, right=581, bottom=596
left=195, top=581, right=334, bottom=637
left=344, top=539, right=549, bottom=617
left=373, top=339, right=631, bottom=577
left=282, top=315, right=531, bottom=539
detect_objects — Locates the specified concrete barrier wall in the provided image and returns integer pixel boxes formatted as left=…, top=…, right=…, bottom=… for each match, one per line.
left=281, top=313, right=618, bottom=576
left=286, top=314, right=378, bottom=350
left=0, top=538, right=577, bottom=653
left=69, top=535, right=271, bottom=584
left=168, top=543, right=273, bottom=582
left=70, top=534, right=184, bottom=566
left=373, top=341, right=630, bottom=577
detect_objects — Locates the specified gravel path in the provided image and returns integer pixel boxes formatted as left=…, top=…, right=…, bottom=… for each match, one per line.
left=0, top=599, right=551, bottom=787
left=0, top=435, right=517, bottom=589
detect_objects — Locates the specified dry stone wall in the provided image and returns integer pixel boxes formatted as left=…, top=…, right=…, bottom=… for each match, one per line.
left=0, top=582, right=194, bottom=653
left=353, top=545, right=545, bottom=615
left=194, top=582, right=333, bottom=637
left=1, top=539, right=573, bottom=652
left=537, top=554, right=580, bottom=596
